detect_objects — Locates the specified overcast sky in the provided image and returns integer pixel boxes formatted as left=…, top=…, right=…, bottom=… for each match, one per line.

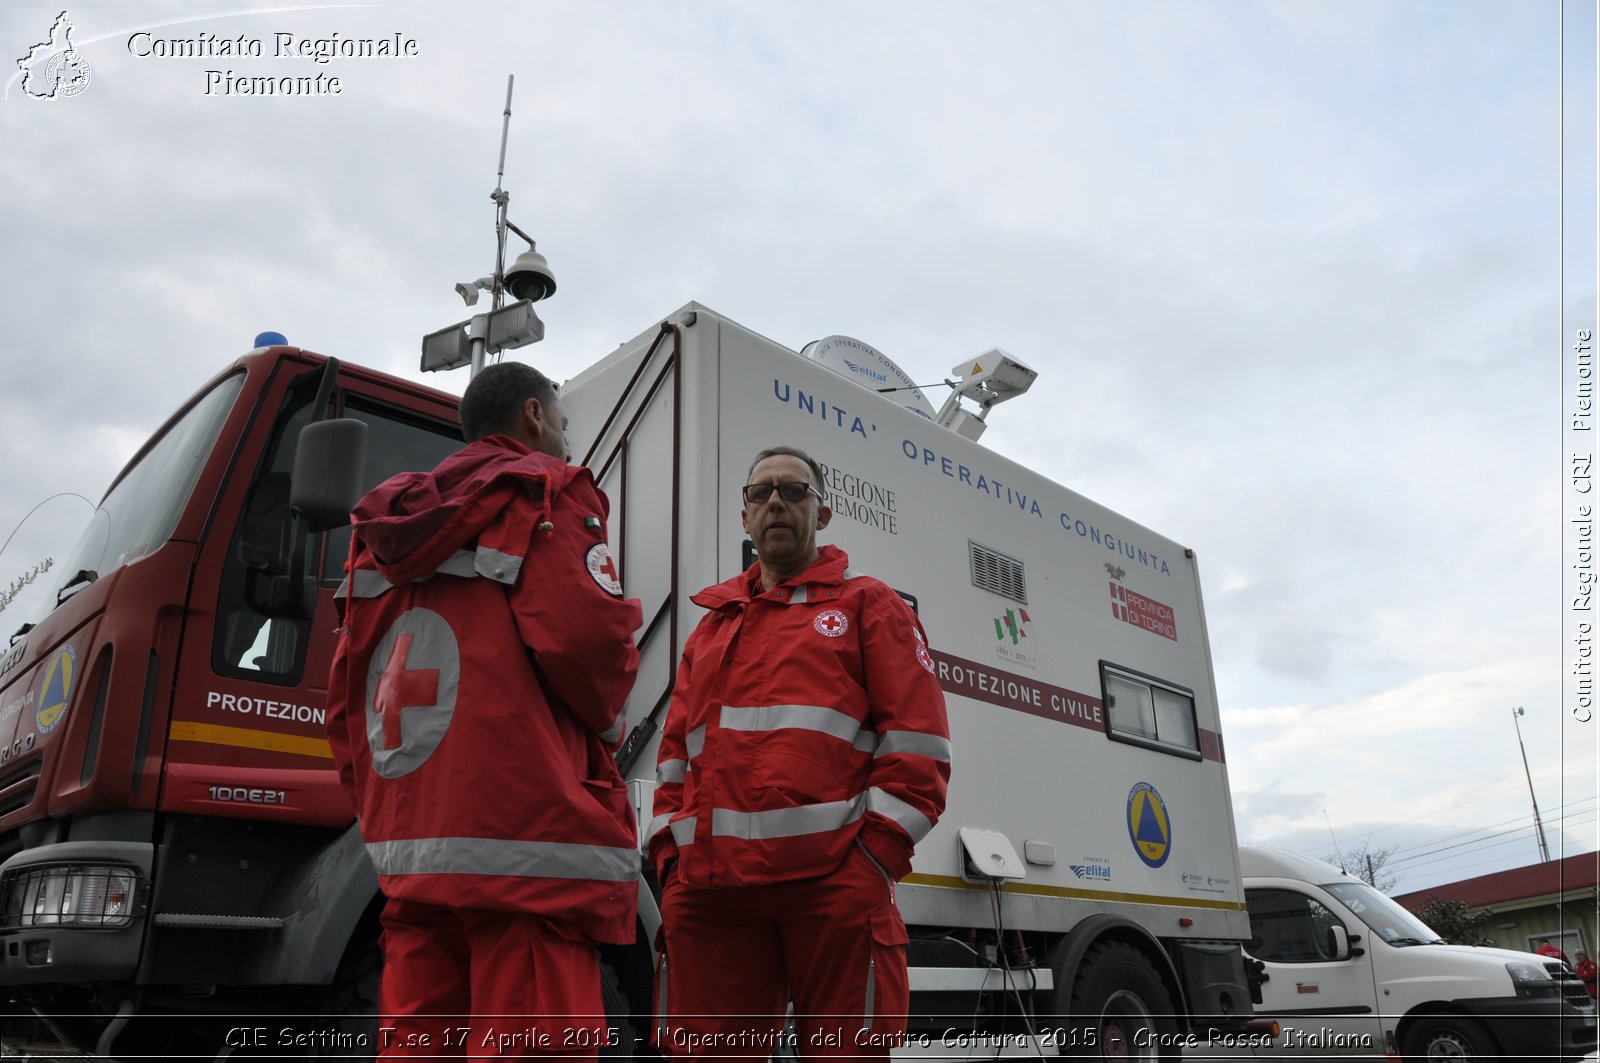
left=2, top=1, right=1595, bottom=894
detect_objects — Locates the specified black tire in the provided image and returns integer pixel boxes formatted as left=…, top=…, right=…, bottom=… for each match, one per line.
left=1402, top=1014, right=1497, bottom=1061
left=1064, top=940, right=1180, bottom=1060
left=313, top=934, right=382, bottom=1061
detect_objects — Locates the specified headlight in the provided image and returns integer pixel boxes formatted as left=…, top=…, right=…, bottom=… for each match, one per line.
left=1506, top=960, right=1560, bottom=999
left=0, top=864, right=139, bottom=928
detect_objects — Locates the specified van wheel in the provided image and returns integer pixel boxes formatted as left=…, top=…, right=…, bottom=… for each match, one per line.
left=1402, top=1015, right=1495, bottom=1061
left=1065, top=940, right=1179, bottom=1060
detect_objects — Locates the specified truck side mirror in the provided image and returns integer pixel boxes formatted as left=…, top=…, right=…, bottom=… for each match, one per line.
left=1327, top=924, right=1361, bottom=961
left=291, top=419, right=368, bottom=532
left=261, top=418, right=369, bottom=619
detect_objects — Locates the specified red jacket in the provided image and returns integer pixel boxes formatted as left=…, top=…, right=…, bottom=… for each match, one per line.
left=649, top=545, right=950, bottom=887
left=1535, top=942, right=1571, bottom=964
left=328, top=436, right=643, bottom=944
left=1576, top=958, right=1598, bottom=1000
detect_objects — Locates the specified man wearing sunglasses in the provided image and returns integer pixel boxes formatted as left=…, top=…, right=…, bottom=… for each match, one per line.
left=649, top=445, right=950, bottom=1061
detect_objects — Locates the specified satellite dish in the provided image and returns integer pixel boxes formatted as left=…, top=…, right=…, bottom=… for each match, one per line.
left=800, top=335, right=936, bottom=420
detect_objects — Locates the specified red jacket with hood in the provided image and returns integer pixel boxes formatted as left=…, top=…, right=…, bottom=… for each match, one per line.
left=648, top=545, right=950, bottom=887
left=328, top=436, right=642, bottom=944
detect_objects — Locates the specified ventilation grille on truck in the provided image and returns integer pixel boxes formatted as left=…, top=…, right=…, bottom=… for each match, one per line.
left=0, top=758, right=42, bottom=821
left=969, top=541, right=1027, bottom=605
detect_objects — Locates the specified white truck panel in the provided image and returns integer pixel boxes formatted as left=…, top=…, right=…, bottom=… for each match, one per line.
left=563, top=304, right=1250, bottom=949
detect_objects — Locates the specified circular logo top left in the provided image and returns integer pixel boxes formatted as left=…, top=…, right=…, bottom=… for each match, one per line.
left=18, top=12, right=92, bottom=100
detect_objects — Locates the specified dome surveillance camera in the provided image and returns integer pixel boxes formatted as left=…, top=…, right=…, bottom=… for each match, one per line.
left=505, top=247, right=556, bottom=303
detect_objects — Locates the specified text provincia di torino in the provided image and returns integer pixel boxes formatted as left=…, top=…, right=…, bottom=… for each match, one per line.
left=126, top=31, right=420, bottom=95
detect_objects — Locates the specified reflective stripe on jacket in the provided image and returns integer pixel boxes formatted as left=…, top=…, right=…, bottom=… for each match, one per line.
left=649, top=545, right=950, bottom=886
left=328, top=436, right=642, bottom=943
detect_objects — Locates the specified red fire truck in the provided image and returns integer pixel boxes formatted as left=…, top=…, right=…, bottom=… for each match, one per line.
left=0, top=346, right=624, bottom=1057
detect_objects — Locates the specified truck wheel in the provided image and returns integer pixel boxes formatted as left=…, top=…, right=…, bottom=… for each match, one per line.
left=1065, top=940, right=1179, bottom=1060
left=1402, top=1015, right=1495, bottom=1061
left=315, top=936, right=381, bottom=1060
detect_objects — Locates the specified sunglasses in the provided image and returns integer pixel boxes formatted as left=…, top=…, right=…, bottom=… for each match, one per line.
left=742, top=482, right=822, bottom=504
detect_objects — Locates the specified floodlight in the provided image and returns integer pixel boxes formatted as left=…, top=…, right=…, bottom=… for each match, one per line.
left=421, top=321, right=472, bottom=373
left=935, top=348, right=1039, bottom=440
left=486, top=300, right=545, bottom=351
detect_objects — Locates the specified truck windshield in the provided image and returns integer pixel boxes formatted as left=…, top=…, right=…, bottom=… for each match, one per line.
left=1323, top=881, right=1443, bottom=946
left=46, top=373, right=245, bottom=614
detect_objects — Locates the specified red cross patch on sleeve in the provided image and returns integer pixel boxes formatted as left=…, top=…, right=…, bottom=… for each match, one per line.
left=585, top=542, right=624, bottom=596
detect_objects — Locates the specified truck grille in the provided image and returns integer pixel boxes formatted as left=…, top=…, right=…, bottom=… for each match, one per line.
left=1545, top=961, right=1596, bottom=1009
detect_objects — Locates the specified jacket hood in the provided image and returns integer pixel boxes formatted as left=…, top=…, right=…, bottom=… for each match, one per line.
left=352, top=435, right=576, bottom=584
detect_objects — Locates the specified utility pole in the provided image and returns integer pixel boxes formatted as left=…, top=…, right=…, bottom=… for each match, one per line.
left=420, top=75, right=556, bottom=378
left=1511, top=706, right=1551, bottom=862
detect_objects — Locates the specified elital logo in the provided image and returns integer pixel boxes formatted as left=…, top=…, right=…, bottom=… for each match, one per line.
left=1069, top=864, right=1112, bottom=881
left=16, top=11, right=92, bottom=100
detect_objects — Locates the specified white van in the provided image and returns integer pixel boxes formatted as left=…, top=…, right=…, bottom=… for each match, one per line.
left=1225, top=846, right=1596, bottom=1060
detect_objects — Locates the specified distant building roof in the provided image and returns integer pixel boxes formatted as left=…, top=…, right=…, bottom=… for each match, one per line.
left=1394, top=850, right=1600, bottom=911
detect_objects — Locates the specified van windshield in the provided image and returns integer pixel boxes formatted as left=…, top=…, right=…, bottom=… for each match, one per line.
left=1323, top=881, right=1443, bottom=946
left=45, top=373, right=245, bottom=614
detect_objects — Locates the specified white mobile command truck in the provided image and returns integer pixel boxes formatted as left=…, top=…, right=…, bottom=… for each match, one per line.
left=559, top=303, right=1271, bottom=1057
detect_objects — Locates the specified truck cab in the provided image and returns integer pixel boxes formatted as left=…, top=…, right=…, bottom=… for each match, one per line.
left=0, top=345, right=462, bottom=1055
left=1236, top=845, right=1596, bottom=1061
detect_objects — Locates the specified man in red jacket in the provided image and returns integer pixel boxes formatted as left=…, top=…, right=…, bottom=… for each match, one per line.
left=328, top=362, right=642, bottom=1059
left=1574, top=949, right=1598, bottom=1001
left=649, top=446, right=950, bottom=1061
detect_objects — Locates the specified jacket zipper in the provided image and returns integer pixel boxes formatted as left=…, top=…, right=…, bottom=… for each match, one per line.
left=655, top=953, right=670, bottom=1045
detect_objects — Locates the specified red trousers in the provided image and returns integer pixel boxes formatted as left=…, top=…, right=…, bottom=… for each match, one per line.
left=378, top=898, right=610, bottom=1060
left=655, top=842, right=910, bottom=1062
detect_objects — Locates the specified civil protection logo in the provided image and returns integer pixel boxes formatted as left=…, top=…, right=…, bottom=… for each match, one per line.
left=16, top=11, right=92, bottom=101
left=35, top=645, right=77, bottom=734
left=1125, top=782, right=1171, bottom=868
